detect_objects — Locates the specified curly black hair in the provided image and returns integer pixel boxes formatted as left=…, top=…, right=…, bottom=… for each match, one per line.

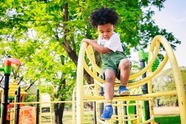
left=90, top=7, right=119, bottom=28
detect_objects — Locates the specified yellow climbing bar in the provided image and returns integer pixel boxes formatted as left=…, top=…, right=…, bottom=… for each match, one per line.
left=75, top=35, right=186, bottom=124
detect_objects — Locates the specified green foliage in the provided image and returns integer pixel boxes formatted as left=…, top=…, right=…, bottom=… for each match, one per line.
left=153, top=67, right=186, bottom=106
left=24, top=94, right=36, bottom=103
left=0, top=0, right=183, bottom=122
left=142, top=51, right=161, bottom=72
left=152, top=58, right=160, bottom=72
left=0, top=1, right=181, bottom=50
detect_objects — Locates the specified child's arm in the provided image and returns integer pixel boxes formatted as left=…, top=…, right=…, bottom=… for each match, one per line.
left=82, top=39, right=110, bottom=54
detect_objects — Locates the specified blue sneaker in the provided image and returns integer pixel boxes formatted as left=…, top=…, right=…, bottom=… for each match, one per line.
left=118, top=86, right=130, bottom=95
left=100, top=105, right=113, bottom=120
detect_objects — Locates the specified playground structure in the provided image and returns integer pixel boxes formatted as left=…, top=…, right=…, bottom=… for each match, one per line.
left=0, top=35, right=185, bottom=124
left=0, top=58, right=57, bottom=124
left=0, top=58, right=21, bottom=124
left=0, top=58, right=36, bottom=124
left=6, top=79, right=27, bottom=122
left=74, top=35, right=186, bottom=124
left=0, top=81, right=53, bottom=124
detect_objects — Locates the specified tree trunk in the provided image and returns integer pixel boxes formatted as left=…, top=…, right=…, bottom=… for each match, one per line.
left=61, top=3, right=95, bottom=85
left=54, top=103, right=65, bottom=124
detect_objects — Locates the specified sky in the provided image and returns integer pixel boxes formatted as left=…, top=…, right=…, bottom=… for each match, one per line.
left=131, top=0, right=186, bottom=69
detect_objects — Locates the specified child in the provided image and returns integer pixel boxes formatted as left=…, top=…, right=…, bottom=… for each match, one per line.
left=82, top=7, right=130, bottom=120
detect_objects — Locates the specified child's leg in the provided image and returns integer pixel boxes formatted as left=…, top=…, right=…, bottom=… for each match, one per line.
left=118, top=59, right=130, bottom=95
left=118, top=59, right=130, bottom=86
left=104, top=69, right=116, bottom=101
left=101, top=69, right=115, bottom=120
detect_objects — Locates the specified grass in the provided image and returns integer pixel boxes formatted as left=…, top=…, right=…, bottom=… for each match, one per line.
left=62, top=107, right=181, bottom=124
left=155, top=115, right=181, bottom=124
left=63, top=113, right=181, bottom=124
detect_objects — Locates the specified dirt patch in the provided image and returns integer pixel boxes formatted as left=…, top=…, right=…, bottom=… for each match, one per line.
left=154, top=107, right=180, bottom=116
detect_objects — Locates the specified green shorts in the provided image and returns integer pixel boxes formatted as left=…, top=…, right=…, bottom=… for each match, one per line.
left=101, top=51, right=126, bottom=79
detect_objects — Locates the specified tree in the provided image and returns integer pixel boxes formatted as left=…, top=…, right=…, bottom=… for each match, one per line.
left=0, top=0, right=182, bottom=123
left=153, top=67, right=186, bottom=106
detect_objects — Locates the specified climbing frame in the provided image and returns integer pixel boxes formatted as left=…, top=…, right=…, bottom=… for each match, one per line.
left=74, top=35, right=186, bottom=124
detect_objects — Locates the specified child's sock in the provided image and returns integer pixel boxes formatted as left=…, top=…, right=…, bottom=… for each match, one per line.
left=105, top=100, right=112, bottom=106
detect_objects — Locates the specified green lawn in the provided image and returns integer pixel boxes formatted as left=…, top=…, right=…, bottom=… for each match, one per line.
left=63, top=111, right=181, bottom=124
left=155, top=115, right=180, bottom=124
left=63, top=115, right=181, bottom=124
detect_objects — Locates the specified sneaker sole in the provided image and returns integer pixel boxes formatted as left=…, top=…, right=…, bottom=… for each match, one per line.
left=120, top=91, right=130, bottom=96
left=100, top=117, right=112, bottom=120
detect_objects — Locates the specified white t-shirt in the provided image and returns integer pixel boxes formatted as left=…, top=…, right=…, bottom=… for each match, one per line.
left=97, top=32, right=123, bottom=52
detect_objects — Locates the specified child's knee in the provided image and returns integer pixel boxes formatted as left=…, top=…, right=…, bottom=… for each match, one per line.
left=105, top=70, right=116, bottom=82
left=120, top=59, right=130, bottom=69
left=105, top=75, right=115, bottom=82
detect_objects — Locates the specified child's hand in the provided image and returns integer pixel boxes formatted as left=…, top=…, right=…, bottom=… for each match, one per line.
left=82, top=39, right=91, bottom=44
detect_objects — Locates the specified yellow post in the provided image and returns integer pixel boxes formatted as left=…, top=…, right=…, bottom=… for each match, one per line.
left=154, top=35, right=186, bottom=124
left=72, top=87, right=76, bottom=124
left=76, top=42, right=87, bottom=124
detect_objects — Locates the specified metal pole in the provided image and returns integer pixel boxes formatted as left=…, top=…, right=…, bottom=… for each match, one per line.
left=2, top=74, right=10, bottom=124
left=15, top=87, right=21, bottom=124
left=99, top=87, right=104, bottom=116
left=36, top=89, right=39, bottom=124
left=124, top=101, right=128, bottom=124
left=1, top=58, right=20, bottom=124
left=93, top=102, right=97, bottom=124
left=115, top=101, right=118, bottom=124
left=138, top=49, right=150, bottom=121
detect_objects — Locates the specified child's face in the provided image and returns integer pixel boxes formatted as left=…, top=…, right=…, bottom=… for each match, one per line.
left=97, top=23, right=114, bottom=40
